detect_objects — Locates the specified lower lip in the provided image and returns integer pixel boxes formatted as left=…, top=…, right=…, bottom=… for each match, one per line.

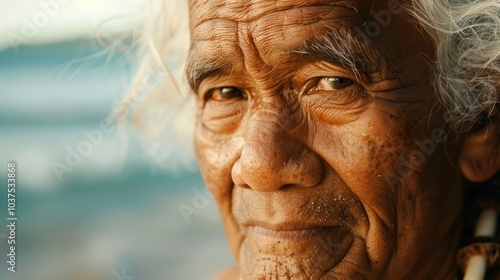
left=248, top=225, right=351, bottom=257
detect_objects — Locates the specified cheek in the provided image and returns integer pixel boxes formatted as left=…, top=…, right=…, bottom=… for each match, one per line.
left=312, top=107, right=422, bottom=225
left=336, top=100, right=440, bottom=193
left=316, top=119, right=409, bottom=192
left=194, top=122, right=243, bottom=201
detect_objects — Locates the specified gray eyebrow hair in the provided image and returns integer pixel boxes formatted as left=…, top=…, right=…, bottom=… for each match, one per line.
left=291, top=27, right=387, bottom=79
left=186, top=52, right=230, bottom=90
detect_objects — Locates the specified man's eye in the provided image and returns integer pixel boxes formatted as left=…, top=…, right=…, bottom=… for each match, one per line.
left=208, top=87, right=246, bottom=101
left=316, top=77, right=354, bottom=90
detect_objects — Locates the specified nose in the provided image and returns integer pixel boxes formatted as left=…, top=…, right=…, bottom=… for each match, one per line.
left=232, top=111, right=324, bottom=192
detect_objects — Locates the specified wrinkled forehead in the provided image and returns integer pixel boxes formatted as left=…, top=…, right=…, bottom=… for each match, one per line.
left=189, top=0, right=391, bottom=57
left=189, top=0, right=403, bottom=27
left=187, top=0, right=418, bottom=54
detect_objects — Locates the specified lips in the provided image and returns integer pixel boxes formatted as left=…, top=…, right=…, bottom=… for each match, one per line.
left=243, top=221, right=353, bottom=260
left=245, top=219, right=347, bottom=241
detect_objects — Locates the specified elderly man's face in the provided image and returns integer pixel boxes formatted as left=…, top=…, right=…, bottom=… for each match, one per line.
left=188, top=0, right=465, bottom=279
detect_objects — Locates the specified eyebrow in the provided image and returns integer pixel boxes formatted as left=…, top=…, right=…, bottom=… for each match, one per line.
left=186, top=27, right=387, bottom=89
left=186, top=52, right=231, bottom=90
left=292, top=27, right=387, bottom=78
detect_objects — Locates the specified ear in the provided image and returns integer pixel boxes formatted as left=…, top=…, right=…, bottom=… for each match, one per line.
left=459, top=114, right=500, bottom=183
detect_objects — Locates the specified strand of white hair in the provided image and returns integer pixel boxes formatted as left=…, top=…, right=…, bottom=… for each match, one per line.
left=411, top=0, right=500, bottom=131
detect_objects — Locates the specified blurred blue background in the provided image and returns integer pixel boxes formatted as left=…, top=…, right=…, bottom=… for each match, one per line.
left=0, top=1, right=233, bottom=279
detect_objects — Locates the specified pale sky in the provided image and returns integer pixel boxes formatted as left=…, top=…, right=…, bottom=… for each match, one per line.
left=0, top=0, right=147, bottom=50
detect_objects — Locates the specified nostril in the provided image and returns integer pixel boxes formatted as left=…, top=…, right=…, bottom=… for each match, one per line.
left=280, top=184, right=295, bottom=190
left=238, top=183, right=251, bottom=189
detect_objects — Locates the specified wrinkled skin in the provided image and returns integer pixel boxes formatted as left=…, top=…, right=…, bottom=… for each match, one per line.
left=186, top=0, right=500, bottom=279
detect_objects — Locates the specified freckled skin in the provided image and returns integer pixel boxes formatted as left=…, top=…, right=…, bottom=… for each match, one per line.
left=188, top=0, right=467, bottom=279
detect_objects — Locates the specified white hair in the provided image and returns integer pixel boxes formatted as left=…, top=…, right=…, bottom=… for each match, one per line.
left=117, top=0, right=195, bottom=170
left=410, top=0, right=500, bottom=130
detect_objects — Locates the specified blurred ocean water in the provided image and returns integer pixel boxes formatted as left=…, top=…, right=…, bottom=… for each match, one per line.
left=0, top=41, right=233, bottom=280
